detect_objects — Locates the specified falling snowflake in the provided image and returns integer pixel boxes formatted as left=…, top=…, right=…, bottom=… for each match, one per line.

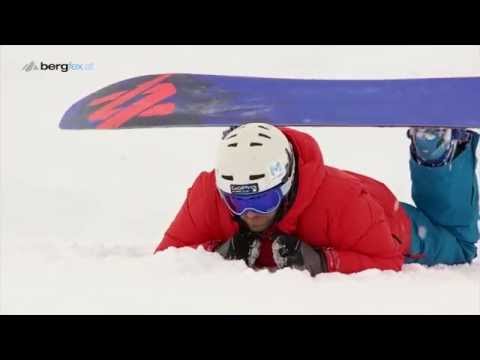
left=418, top=226, right=427, bottom=240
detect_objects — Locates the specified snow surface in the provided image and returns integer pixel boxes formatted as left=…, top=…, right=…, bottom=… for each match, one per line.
left=1, top=45, right=480, bottom=314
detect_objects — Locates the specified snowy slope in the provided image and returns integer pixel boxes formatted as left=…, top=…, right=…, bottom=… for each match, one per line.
left=1, top=45, right=479, bottom=314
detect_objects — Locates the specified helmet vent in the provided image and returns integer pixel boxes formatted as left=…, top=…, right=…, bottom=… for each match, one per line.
left=258, top=125, right=270, bottom=130
left=258, top=133, right=271, bottom=139
left=222, top=175, right=234, bottom=181
left=250, top=142, right=263, bottom=147
left=226, top=133, right=238, bottom=140
left=227, top=143, right=238, bottom=147
left=249, top=174, right=265, bottom=180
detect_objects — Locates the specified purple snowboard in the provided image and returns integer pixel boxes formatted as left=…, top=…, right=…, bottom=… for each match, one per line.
left=60, top=74, right=480, bottom=129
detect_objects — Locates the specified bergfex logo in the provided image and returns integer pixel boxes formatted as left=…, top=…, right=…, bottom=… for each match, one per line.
left=22, top=61, right=95, bottom=72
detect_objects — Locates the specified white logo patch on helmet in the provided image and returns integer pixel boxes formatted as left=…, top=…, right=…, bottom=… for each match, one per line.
left=269, top=161, right=286, bottom=180
left=230, top=183, right=259, bottom=194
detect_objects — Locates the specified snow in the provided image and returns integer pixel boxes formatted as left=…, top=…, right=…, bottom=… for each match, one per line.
left=1, top=45, right=480, bottom=314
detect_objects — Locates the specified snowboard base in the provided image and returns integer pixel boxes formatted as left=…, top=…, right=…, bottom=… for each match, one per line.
left=60, top=73, right=480, bottom=130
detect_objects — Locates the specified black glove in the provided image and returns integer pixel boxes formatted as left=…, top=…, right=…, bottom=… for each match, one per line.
left=216, top=232, right=261, bottom=267
left=272, top=234, right=328, bottom=276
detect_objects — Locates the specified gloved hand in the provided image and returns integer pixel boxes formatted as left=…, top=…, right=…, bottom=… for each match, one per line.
left=216, top=232, right=261, bottom=267
left=272, top=234, right=328, bottom=276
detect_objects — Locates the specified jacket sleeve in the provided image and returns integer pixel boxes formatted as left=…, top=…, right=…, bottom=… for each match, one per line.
left=325, top=189, right=404, bottom=274
left=154, top=172, right=221, bottom=253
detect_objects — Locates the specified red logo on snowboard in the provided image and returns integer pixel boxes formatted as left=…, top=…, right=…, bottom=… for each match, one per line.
left=87, top=74, right=176, bottom=129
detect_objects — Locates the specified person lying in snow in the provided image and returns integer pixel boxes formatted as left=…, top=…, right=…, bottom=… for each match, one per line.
left=155, top=123, right=479, bottom=275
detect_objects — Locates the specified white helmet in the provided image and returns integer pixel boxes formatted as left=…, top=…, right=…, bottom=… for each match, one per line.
left=215, top=123, right=295, bottom=198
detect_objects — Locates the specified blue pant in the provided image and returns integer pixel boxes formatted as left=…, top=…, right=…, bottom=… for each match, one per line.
left=401, top=131, right=479, bottom=266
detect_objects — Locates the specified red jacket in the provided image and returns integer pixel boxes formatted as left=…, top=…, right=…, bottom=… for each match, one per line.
left=155, top=127, right=412, bottom=274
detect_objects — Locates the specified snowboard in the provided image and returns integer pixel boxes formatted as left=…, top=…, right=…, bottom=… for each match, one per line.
left=59, top=73, right=480, bottom=129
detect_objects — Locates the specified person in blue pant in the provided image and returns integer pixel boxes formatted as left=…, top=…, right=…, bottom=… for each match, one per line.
left=403, top=127, right=479, bottom=266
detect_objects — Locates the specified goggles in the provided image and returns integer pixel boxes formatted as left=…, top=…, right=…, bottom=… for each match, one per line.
left=220, top=185, right=284, bottom=216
